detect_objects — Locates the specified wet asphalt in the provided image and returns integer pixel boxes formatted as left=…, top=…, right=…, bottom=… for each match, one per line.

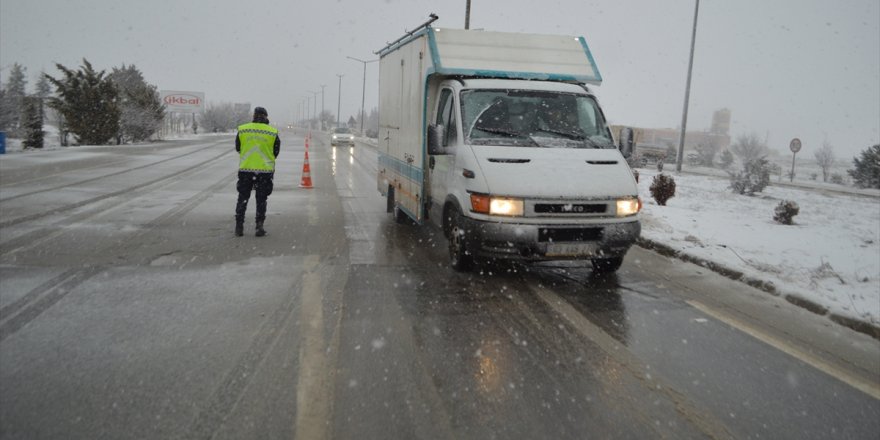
left=0, top=131, right=877, bottom=439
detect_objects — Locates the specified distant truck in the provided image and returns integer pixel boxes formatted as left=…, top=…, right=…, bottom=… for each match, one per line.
left=376, top=16, right=641, bottom=273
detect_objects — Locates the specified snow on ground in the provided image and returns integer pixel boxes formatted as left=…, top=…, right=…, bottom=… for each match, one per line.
left=636, top=168, right=880, bottom=325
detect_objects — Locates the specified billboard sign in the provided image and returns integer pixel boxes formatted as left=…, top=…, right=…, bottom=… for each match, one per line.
left=160, top=90, right=205, bottom=113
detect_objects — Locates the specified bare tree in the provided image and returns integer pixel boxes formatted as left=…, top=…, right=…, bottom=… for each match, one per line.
left=814, top=141, right=835, bottom=182
left=730, top=132, right=768, bottom=164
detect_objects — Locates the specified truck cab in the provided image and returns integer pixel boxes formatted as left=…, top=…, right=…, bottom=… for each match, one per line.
left=425, top=79, right=640, bottom=272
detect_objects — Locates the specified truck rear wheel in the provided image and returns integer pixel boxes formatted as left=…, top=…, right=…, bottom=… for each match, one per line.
left=448, top=209, right=473, bottom=271
left=591, top=256, right=624, bottom=274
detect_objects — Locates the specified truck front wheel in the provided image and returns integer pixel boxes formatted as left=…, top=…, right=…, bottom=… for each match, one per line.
left=448, top=209, right=474, bottom=271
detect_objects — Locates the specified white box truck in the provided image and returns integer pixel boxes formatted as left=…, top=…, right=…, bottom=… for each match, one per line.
left=377, top=16, right=641, bottom=273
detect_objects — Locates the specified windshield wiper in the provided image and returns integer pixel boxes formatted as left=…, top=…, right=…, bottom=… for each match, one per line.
left=535, top=128, right=609, bottom=148
left=474, top=126, right=541, bottom=147
left=537, top=128, right=585, bottom=141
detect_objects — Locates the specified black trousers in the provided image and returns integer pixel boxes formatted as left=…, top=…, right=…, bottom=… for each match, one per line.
left=235, top=171, right=274, bottom=223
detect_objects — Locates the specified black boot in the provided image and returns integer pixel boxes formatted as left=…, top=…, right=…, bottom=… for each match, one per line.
left=255, top=221, right=266, bottom=237
left=235, top=216, right=244, bottom=237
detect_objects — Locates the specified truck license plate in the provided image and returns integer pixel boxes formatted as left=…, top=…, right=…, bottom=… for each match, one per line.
left=545, top=243, right=597, bottom=257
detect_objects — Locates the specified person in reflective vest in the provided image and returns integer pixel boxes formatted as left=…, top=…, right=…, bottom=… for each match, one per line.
left=234, top=106, right=280, bottom=237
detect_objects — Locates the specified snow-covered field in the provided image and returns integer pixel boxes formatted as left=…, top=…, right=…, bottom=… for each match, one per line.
left=636, top=168, right=880, bottom=326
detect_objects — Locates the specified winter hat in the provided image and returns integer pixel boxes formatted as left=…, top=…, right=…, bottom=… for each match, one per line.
left=254, top=107, right=268, bottom=117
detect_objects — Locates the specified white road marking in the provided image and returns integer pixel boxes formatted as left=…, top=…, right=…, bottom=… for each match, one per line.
left=295, top=255, right=331, bottom=440
left=688, top=300, right=880, bottom=400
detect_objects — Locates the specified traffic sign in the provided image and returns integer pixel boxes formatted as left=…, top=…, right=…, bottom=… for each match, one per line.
left=789, top=138, right=802, bottom=154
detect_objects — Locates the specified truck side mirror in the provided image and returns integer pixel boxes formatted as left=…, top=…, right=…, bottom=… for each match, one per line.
left=428, top=124, right=446, bottom=155
left=618, top=127, right=634, bottom=158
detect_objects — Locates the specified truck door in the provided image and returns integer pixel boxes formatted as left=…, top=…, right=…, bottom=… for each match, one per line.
left=428, top=87, right=459, bottom=224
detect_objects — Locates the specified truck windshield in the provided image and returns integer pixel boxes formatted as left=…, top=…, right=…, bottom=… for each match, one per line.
left=461, top=89, right=614, bottom=149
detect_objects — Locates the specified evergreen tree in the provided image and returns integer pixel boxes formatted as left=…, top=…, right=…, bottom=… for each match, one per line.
left=847, top=144, right=880, bottom=189
left=21, top=97, right=44, bottom=149
left=0, top=63, right=28, bottom=134
left=34, top=73, right=52, bottom=121
left=108, top=64, right=164, bottom=142
left=44, top=59, right=120, bottom=145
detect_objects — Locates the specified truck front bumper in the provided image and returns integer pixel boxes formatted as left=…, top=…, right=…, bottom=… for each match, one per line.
left=458, top=217, right=641, bottom=261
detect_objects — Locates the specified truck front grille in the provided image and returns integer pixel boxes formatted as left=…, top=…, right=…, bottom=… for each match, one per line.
left=538, top=228, right=602, bottom=242
left=534, top=203, right=607, bottom=214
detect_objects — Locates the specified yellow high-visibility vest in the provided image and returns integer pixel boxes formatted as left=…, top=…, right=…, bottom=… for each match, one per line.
left=237, top=122, right=278, bottom=172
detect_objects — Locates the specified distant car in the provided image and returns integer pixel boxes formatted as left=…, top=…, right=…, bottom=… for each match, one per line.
left=330, top=127, right=355, bottom=147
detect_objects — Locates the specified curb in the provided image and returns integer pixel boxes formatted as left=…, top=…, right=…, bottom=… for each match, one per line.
left=636, top=237, right=880, bottom=341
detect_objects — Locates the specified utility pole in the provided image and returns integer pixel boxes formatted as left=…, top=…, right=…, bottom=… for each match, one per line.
left=347, top=56, right=379, bottom=133
left=336, top=74, right=344, bottom=128
left=676, top=0, right=700, bottom=173
left=312, top=91, right=319, bottom=130
left=320, top=85, right=326, bottom=131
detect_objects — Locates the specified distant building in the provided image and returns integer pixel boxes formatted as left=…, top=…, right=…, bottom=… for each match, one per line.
left=611, top=108, right=731, bottom=153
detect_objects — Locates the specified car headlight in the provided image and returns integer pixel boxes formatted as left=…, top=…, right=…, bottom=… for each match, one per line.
left=470, top=194, right=524, bottom=216
left=616, top=197, right=641, bottom=217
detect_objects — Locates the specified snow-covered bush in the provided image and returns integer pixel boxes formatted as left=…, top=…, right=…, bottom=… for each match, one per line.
left=728, top=157, right=771, bottom=195
left=773, top=200, right=799, bottom=225
left=649, top=173, right=676, bottom=206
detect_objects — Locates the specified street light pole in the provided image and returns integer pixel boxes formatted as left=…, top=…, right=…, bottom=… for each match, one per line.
left=676, top=0, right=700, bottom=173
left=347, top=56, right=379, bottom=133
left=336, top=74, right=344, bottom=128
left=320, top=85, right=326, bottom=130
left=311, top=91, right=319, bottom=130
left=304, top=95, right=313, bottom=129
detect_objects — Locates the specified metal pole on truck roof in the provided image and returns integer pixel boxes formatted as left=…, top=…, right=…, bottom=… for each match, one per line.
left=375, top=14, right=439, bottom=55
left=676, top=0, right=700, bottom=173
left=465, top=0, right=471, bottom=29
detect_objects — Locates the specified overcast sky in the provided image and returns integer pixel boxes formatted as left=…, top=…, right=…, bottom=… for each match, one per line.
left=2, top=0, right=877, bottom=157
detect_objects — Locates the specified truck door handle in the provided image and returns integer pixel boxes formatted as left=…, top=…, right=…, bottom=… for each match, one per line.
left=429, top=156, right=435, bottom=169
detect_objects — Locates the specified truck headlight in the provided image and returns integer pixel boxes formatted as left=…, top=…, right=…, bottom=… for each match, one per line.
left=616, top=198, right=641, bottom=217
left=470, top=194, right=523, bottom=216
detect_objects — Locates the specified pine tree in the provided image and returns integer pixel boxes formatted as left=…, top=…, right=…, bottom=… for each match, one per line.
left=44, top=59, right=120, bottom=145
left=21, top=97, right=44, bottom=149
left=847, top=144, right=880, bottom=189
left=34, top=73, right=52, bottom=121
left=0, top=63, right=28, bottom=134
left=108, top=64, right=164, bottom=143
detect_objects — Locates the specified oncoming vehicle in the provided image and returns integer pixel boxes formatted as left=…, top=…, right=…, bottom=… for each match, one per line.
left=330, top=127, right=355, bottom=147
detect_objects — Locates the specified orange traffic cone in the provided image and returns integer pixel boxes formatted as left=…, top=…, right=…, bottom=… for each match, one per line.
left=299, top=149, right=314, bottom=188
